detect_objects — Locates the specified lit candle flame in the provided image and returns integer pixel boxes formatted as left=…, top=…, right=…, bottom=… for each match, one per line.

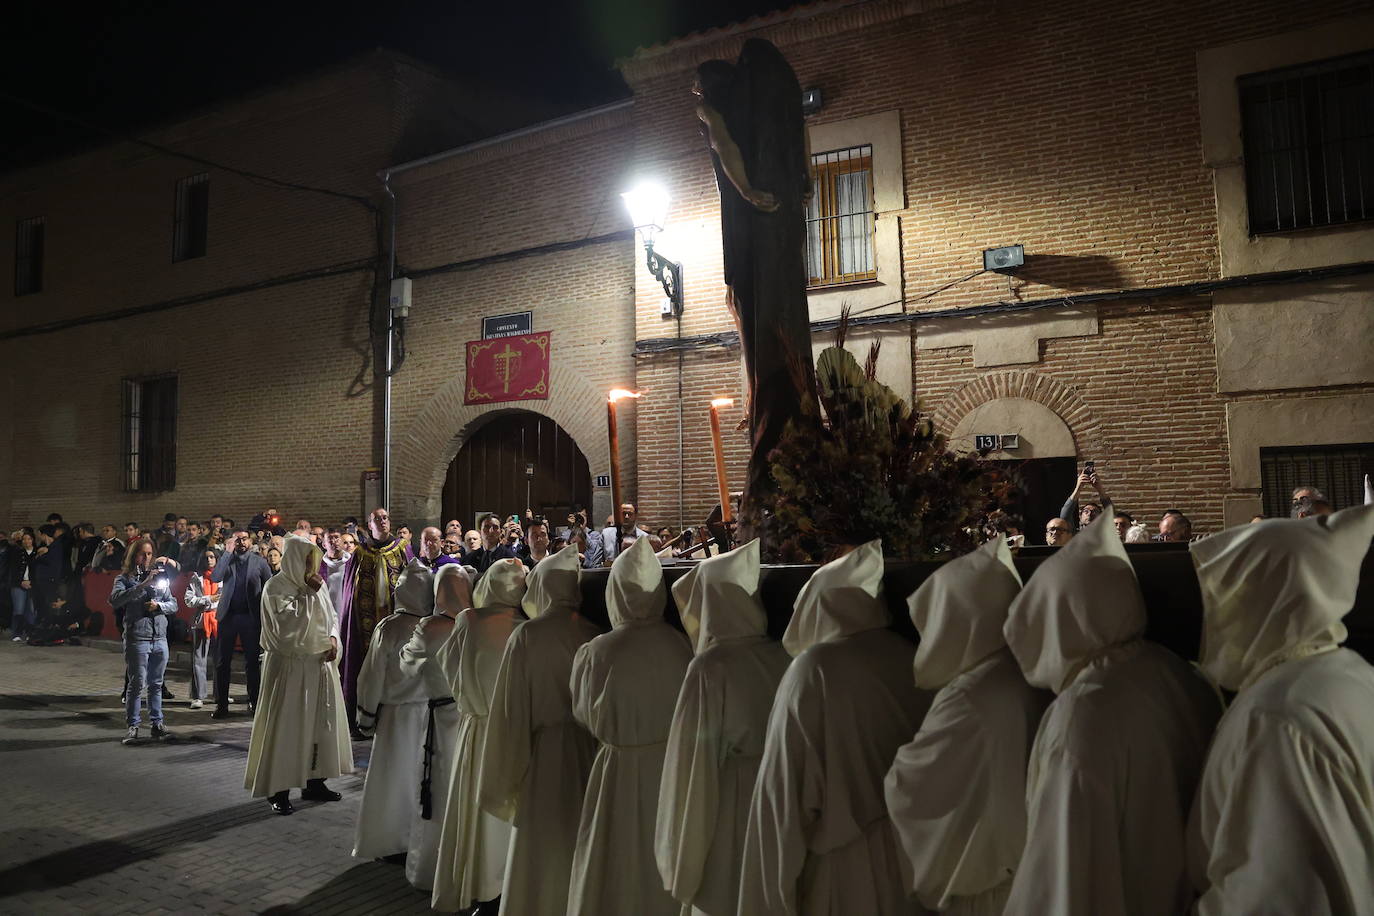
left=710, top=398, right=734, bottom=408
left=608, top=389, right=642, bottom=403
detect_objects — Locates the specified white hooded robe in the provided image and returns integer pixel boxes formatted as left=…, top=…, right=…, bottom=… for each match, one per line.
left=1188, top=504, right=1374, bottom=915
left=352, top=558, right=434, bottom=860
left=567, top=535, right=693, bottom=916
left=1001, top=511, right=1222, bottom=916
left=884, top=536, right=1050, bottom=916
left=244, top=536, right=353, bottom=797
left=431, top=558, right=525, bottom=912
left=738, top=539, right=933, bottom=916
left=655, top=538, right=791, bottom=916
left=479, top=545, right=603, bottom=916
left=398, top=564, right=473, bottom=890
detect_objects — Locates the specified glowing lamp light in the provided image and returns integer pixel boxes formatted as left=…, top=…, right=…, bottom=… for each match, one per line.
left=621, top=183, right=671, bottom=236
left=710, top=397, right=734, bottom=408
left=608, top=389, right=643, bottom=403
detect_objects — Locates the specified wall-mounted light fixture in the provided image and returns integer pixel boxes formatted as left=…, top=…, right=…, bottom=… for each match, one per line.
left=982, top=244, right=1025, bottom=272
left=801, top=87, right=823, bottom=116
left=621, top=182, right=684, bottom=319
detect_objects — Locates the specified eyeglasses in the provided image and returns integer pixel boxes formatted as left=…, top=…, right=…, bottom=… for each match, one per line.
left=1046, top=526, right=1070, bottom=534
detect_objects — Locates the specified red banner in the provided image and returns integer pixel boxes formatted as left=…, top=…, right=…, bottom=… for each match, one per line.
left=465, top=332, right=551, bottom=404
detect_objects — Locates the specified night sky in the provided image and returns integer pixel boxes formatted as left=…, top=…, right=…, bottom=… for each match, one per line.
left=2, top=0, right=795, bottom=171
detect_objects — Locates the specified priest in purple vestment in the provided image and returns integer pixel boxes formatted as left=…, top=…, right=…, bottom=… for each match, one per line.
left=338, top=507, right=411, bottom=737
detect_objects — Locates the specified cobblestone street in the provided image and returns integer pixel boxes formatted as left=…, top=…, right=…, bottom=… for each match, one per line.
left=0, top=638, right=431, bottom=915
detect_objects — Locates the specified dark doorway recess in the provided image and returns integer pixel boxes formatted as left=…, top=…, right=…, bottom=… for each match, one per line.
left=441, top=411, right=591, bottom=530
left=999, top=456, right=1078, bottom=544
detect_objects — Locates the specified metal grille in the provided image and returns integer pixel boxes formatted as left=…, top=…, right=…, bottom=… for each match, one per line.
left=1259, top=442, right=1374, bottom=518
left=1240, top=50, right=1374, bottom=234
left=122, top=375, right=178, bottom=492
left=806, top=145, right=876, bottom=287
left=14, top=216, right=44, bottom=296
left=172, top=173, right=210, bottom=261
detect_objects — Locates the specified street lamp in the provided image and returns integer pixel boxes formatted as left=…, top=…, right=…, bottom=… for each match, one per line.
left=621, top=181, right=683, bottom=318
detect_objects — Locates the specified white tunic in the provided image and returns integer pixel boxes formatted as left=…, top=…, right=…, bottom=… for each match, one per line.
left=738, top=540, right=932, bottom=916
left=655, top=539, right=791, bottom=916
left=432, top=559, right=525, bottom=912
left=1188, top=506, right=1374, bottom=915
left=352, top=607, right=429, bottom=859
left=567, top=536, right=692, bottom=916
left=244, top=536, right=352, bottom=798
left=885, top=537, right=1049, bottom=916
left=480, top=545, right=602, bottom=916
left=1002, top=511, right=1221, bottom=916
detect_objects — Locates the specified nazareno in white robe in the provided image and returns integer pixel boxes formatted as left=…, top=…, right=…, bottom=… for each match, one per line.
left=1188, top=504, right=1374, bottom=915
left=884, top=536, right=1050, bottom=916
left=399, top=564, right=473, bottom=891
left=567, top=535, right=692, bottom=916
left=479, top=545, right=602, bottom=916
left=244, top=536, right=353, bottom=798
left=738, top=539, right=933, bottom=916
left=655, top=538, right=790, bottom=916
left=431, top=558, right=526, bottom=912
left=1001, top=510, right=1222, bottom=916
left=352, top=558, right=434, bottom=860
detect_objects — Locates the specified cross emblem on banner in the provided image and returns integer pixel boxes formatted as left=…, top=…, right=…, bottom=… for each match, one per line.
left=493, top=343, right=521, bottom=394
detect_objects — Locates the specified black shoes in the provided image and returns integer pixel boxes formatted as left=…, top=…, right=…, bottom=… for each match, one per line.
left=300, top=780, right=342, bottom=802
left=210, top=707, right=231, bottom=719
left=150, top=724, right=169, bottom=740
left=162, top=685, right=175, bottom=699
left=269, top=791, right=294, bottom=816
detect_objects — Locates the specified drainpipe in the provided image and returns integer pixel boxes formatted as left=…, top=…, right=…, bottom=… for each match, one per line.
left=380, top=170, right=398, bottom=509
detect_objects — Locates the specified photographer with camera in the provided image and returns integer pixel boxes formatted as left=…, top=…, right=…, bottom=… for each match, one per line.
left=565, top=505, right=603, bottom=569
left=109, top=539, right=179, bottom=744
left=249, top=507, right=287, bottom=538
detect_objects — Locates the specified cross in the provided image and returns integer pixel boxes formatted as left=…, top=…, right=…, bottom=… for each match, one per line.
left=493, top=343, right=520, bottom=393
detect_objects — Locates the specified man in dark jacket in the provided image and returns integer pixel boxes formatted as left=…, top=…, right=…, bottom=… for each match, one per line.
left=209, top=530, right=273, bottom=718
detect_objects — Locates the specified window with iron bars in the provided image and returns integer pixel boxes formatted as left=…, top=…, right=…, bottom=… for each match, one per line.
left=172, top=173, right=210, bottom=261
left=1259, top=442, right=1374, bottom=518
left=1239, top=49, right=1374, bottom=235
left=14, top=216, right=44, bottom=296
left=122, top=375, right=178, bottom=493
left=806, top=145, right=877, bottom=287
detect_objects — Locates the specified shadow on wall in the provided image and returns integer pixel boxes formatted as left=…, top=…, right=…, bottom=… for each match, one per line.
left=1013, top=253, right=1127, bottom=293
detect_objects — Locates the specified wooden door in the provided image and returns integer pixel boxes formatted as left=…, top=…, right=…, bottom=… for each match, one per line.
left=441, top=411, right=591, bottom=530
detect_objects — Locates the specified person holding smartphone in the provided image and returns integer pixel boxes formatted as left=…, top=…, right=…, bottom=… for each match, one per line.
left=1059, top=462, right=1113, bottom=532
left=109, top=539, right=179, bottom=744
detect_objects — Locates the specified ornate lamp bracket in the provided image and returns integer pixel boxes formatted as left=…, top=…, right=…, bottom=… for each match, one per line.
left=643, top=238, right=683, bottom=318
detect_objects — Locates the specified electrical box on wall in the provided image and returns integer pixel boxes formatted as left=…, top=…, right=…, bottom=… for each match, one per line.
left=388, top=277, right=412, bottom=317
left=982, top=245, right=1024, bottom=272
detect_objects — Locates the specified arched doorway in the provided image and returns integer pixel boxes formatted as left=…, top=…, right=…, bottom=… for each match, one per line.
left=441, top=410, right=592, bottom=530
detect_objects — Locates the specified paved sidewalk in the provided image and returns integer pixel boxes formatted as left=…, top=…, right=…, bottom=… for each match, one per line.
left=0, top=639, right=432, bottom=914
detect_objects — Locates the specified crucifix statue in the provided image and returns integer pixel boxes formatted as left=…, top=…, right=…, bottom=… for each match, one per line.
left=695, top=38, right=818, bottom=523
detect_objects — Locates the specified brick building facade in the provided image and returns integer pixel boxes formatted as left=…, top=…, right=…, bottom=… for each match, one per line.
left=4, top=2, right=1373, bottom=540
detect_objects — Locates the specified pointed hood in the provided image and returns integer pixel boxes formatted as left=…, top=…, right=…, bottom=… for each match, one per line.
left=910, top=536, right=1023, bottom=690
left=782, top=539, right=887, bottom=657
left=393, top=558, right=435, bottom=615
left=1191, top=504, right=1374, bottom=691
left=433, top=563, right=474, bottom=616
left=473, top=557, right=527, bottom=609
left=674, top=539, right=767, bottom=654
left=1004, top=510, right=1146, bottom=693
left=278, top=535, right=323, bottom=595
left=606, top=534, right=666, bottom=628
left=523, top=544, right=582, bottom=619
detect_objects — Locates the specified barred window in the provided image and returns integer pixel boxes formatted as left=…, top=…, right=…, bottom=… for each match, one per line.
left=172, top=173, right=210, bottom=261
left=123, top=375, right=178, bottom=492
left=14, top=216, right=44, bottom=296
left=1259, top=442, right=1374, bottom=517
left=806, top=145, right=876, bottom=287
left=1239, top=50, right=1374, bottom=234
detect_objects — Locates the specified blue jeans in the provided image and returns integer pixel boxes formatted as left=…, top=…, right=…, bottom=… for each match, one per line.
left=124, top=637, right=168, bottom=727
left=10, top=587, right=34, bottom=638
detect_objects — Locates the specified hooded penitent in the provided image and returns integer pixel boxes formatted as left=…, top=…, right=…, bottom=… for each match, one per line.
left=397, top=562, right=474, bottom=892
left=353, top=558, right=435, bottom=860
left=479, top=543, right=602, bottom=916
left=739, top=539, right=932, bottom=916
left=244, top=535, right=352, bottom=798
left=567, top=532, right=692, bottom=916
left=431, top=556, right=527, bottom=911
left=656, top=540, right=790, bottom=916
left=1001, top=512, right=1221, bottom=916
left=884, top=537, right=1049, bottom=915
left=1188, top=505, right=1374, bottom=915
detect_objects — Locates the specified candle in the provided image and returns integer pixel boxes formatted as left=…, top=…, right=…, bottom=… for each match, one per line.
left=709, top=398, right=734, bottom=524
left=607, top=389, right=641, bottom=519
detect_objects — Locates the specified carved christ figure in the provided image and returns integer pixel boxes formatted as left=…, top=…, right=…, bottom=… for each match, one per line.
left=696, top=38, right=818, bottom=514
